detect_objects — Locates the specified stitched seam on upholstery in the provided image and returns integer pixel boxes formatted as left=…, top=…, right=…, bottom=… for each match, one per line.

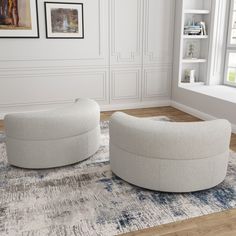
left=110, top=143, right=229, bottom=161
left=6, top=126, right=100, bottom=141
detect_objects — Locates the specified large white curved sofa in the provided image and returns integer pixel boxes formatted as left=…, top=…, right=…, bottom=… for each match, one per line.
left=109, top=112, right=231, bottom=192
left=4, top=98, right=100, bottom=169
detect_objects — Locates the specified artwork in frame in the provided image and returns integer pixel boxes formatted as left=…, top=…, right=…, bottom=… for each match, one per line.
left=0, top=0, right=39, bottom=38
left=44, top=2, right=84, bottom=39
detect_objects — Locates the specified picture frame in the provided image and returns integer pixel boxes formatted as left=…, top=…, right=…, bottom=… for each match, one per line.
left=44, top=2, right=84, bottom=39
left=0, top=0, right=39, bottom=38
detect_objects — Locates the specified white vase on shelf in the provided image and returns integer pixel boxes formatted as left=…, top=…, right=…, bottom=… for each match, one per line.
left=190, top=70, right=195, bottom=84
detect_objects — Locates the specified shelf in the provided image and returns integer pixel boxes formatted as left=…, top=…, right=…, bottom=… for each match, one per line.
left=180, top=82, right=205, bottom=87
left=184, top=10, right=210, bottom=14
left=182, top=59, right=207, bottom=63
left=183, top=35, right=208, bottom=39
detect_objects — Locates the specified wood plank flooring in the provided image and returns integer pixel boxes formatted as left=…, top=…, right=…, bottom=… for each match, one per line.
left=122, top=208, right=236, bottom=236
left=0, top=106, right=236, bottom=236
left=100, top=106, right=201, bottom=122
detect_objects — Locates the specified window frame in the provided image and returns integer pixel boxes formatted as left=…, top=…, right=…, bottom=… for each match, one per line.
left=224, top=0, right=236, bottom=87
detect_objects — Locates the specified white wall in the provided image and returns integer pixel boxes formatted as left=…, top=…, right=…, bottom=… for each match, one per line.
left=0, top=0, right=175, bottom=117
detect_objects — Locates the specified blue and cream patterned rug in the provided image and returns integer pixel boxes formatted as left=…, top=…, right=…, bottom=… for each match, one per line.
left=0, top=121, right=236, bottom=236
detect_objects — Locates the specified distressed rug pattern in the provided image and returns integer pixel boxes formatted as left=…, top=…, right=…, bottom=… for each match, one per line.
left=0, top=121, right=236, bottom=236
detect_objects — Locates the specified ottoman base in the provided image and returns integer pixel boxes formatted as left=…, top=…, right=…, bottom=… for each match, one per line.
left=7, top=126, right=100, bottom=169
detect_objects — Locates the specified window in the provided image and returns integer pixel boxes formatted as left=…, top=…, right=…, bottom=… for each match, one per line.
left=225, top=0, right=236, bottom=86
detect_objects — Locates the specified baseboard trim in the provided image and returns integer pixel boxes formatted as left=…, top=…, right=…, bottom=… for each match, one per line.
left=171, top=101, right=236, bottom=134
left=0, top=100, right=172, bottom=119
left=100, top=100, right=171, bottom=111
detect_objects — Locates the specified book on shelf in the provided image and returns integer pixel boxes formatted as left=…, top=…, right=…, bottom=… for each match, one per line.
left=184, top=22, right=207, bottom=36
left=184, top=25, right=202, bottom=35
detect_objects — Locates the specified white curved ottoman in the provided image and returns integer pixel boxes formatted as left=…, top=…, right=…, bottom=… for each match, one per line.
left=109, top=112, right=231, bottom=193
left=4, top=98, right=100, bottom=169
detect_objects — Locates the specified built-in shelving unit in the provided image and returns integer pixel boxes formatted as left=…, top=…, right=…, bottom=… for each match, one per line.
left=177, top=0, right=212, bottom=87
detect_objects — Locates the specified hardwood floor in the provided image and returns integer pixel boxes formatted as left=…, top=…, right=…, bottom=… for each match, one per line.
left=100, top=106, right=201, bottom=122
left=1, top=106, right=236, bottom=235
left=122, top=208, right=236, bottom=236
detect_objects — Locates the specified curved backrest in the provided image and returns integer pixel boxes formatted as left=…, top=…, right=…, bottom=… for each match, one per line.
left=109, top=112, right=231, bottom=160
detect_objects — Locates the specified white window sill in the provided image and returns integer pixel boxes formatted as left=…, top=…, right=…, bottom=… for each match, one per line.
left=179, top=84, right=236, bottom=104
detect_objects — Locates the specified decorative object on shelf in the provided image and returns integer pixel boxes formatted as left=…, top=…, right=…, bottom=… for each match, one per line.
left=0, top=0, right=39, bottom=38
left=44, top=2, right=84, bottom=39
left=183, top=69, right=191, bottom=83
left=188, top=43, right=195, bottom=58
left=189, top=70, right=196, bottom=83
left=186, top=41, right=197, bottom=59
left=183, top=69, right=197, bottom=83
left=185, top=41, right=200, bottom=59
left=199, top=21, right=207, bottom=35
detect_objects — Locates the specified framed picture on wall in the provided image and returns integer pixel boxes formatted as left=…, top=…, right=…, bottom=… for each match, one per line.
left=0, top=0, right=39, bottom=38
left=44, top=2, right=84, bottom=39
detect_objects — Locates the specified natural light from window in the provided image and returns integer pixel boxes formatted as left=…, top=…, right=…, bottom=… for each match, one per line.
left=227, top=53, right=236, bottom=84
left=225, top=0, right=236, bottom=86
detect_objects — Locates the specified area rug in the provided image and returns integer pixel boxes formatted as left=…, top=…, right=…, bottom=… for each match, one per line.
left=0, top=120, right=236, bottom=236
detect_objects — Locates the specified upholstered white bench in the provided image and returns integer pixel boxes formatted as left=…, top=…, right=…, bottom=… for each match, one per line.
left=109, top=112, right=231, bottom=192
left=4, top=98, right=100, bottom=169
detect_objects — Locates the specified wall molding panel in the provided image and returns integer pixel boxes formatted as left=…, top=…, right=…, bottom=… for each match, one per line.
left=110, top=0, right=143, bottom=65
left=0, top=69, right=109, bottom=106
left=143, top=64, right=172, bottom=99
left=111, top=68, right=141, bottom=102
left=143, top=0, right=175, bottom=64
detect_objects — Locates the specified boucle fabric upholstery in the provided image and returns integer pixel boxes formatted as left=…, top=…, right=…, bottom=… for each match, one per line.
left=109, top=112, right=231, bottom=192
left=4, top=98, right=100, bottom=169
